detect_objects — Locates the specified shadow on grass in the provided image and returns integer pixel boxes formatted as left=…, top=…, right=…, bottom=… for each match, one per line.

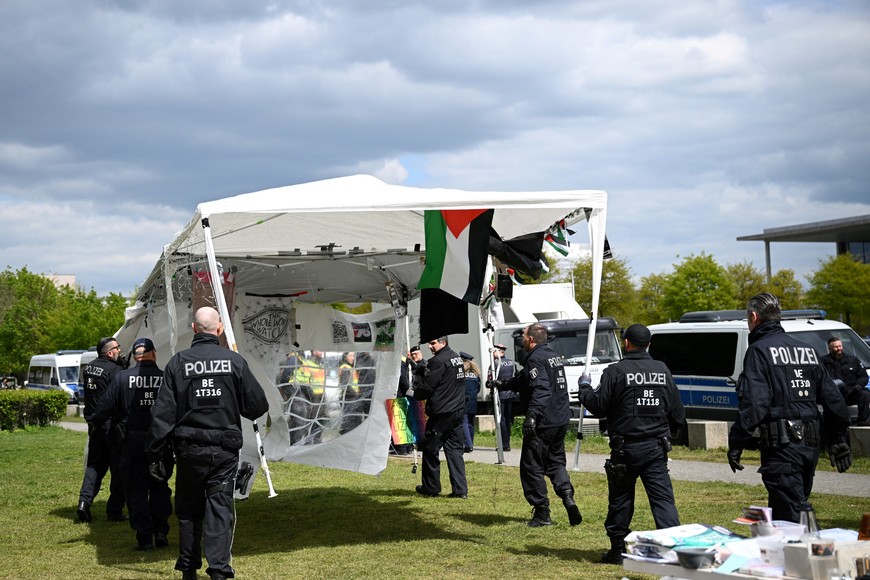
left=55, top=486, right=483, bottom=567
left=504, top=543, right=601, bottom=564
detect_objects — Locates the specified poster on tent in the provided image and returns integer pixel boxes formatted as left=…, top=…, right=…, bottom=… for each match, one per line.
left=385, top=397, right=426, bottom=444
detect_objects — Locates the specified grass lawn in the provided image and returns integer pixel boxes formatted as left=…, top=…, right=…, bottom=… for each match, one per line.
left=0, top=427, right=866, bottom=580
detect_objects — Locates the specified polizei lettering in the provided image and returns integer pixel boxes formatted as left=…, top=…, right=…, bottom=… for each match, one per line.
left=184, top=359, right=232, bottom=377
left=127, top=376, right=162, bottom=389
left=626, top=372, right=666, bottom=386
left=768, top=346, right=818, bottom=366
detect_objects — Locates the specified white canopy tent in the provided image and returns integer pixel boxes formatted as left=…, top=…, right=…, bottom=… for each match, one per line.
left=117, top=174, right=608, bottom=487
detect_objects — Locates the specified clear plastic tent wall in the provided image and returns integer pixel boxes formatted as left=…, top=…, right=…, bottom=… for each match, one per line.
left=117, top=175, right=608, bottom=488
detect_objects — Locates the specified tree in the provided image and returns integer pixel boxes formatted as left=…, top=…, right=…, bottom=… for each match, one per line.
left=805, top=254, right=870, bottom=334
left=662, top=253, right=737, bottom=321
left=0, top=267, right=129, bottom=379
left=726, top=261, right=766, bottom=307
left=568, top=256, right=637, bottom=325
left=767, top=269, right=803, bottom=310
left=636, top=272, right=670, bottom=325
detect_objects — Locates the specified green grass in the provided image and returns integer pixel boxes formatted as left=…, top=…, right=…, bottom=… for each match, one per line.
left=1, top=427, right=867, bottom=580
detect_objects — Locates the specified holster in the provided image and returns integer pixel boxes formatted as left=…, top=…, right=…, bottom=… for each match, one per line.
left=659, top=436, right=672, bottom=454
left=604, top=458, right=627, bottom=482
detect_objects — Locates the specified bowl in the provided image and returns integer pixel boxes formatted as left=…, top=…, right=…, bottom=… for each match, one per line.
left=674, top=547, right=716, bottom=569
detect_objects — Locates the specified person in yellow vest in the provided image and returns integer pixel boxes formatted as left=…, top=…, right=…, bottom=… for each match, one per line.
left=340, top=352, right=365, bottom=433
left=295, top=350, right=326, bottom=398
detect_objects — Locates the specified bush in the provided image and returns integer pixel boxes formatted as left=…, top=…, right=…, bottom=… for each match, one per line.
left=0, top=390, right=68, bottom=431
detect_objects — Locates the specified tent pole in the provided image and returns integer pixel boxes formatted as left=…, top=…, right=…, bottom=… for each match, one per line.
left=201, top=217, right=278, bottom=498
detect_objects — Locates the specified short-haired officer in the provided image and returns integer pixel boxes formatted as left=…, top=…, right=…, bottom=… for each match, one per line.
left=492, top=344, right=517, bottom=451
left=413, top=336, right=468, bottom=499
left=91, top=337, right=172, bottom=551
left=490, top=323, right=581, bottom=527
left=146, top=307, right=269, bottom=580
left=76, top=336, right=127, bottom=523
left=579, top=323, right=685, bottom=565
left=728, top=293, right=852, bottom=523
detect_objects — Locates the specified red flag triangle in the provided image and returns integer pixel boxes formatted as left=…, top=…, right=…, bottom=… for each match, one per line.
left=442, top=209, right=488, bottom=239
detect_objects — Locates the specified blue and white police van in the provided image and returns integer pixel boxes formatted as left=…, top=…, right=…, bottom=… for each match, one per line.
left=25, top=350, right=87, bottom=403
left=648, top=310, right=870, bottom=422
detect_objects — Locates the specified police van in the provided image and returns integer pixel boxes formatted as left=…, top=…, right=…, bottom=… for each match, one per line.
left=648, top=310, right=870, bottom=421
left=26, top=350, right=87, bottom=403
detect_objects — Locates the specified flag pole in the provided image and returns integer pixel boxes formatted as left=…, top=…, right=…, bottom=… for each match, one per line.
left=201, top=217, right=278, bottom=498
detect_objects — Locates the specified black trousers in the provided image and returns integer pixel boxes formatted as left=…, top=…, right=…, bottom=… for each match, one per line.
left=78, top=421, right=126, bottom=517
left=173, top=442, right=238, bottom=578
left=845, top=387, right=870, bottom=425
left=420, top=411, right=467, bottom=495
left=605, top=439, right=679, bottom=542
left=499, top=398, right=514, bottom=449
left=122, top=432, right=173, bottom=546
left=760, top=441, right=820, bottom=523
left=520, top=424, right=571, bottom=508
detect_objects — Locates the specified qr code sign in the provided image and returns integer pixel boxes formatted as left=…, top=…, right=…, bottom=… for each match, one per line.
left=332, top=321, right=350, bottom=344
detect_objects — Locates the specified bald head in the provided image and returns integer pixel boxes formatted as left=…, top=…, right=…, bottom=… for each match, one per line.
left=193, top=306, right=223, bottom=335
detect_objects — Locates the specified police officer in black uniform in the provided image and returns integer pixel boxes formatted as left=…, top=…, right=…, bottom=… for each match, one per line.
left=413, top=336, right=468, bottom=499
left=822, top=336, right=870, bottom=426
left=579, top=323, right=685, bottom=565
left=728, top=293, right=852, bottom=523
left=490, top=323, right=581, bottom=528
left=76, top=336, right=127, bottom=523
left=492, top=344, right=517, bottom=451
left=146, top=307, right=269, bottom=580
left=91, top=337, right=172, bottom=551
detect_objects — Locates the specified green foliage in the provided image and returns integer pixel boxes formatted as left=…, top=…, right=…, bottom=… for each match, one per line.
left=725, top=261, right=766, bottom=307
left=805, top=254, right=870, bottom=335
left=636, top=272, right=671, bottom=325
left=662, top=253, right=737, bottom=320
left=569, top=256, right=637, bottom=325
left=0, top=266, right=130, bottom=379
left=768, top=268, right=804, bottom=310
left=0, top=390, right=68, bottom=431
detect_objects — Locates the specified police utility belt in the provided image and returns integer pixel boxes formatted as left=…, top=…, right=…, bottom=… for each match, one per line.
left=759, top=418, right=819, bottom=449
left=173, top=425, right=244, bottom=451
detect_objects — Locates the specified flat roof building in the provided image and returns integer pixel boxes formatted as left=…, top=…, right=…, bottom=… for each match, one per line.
left=737, top=214, right=870, bottom=281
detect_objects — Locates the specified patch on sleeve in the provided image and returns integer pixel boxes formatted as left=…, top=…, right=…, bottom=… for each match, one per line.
left=530, top=368, right=538, bottom=380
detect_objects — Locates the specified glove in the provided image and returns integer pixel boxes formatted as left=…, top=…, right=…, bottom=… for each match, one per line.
left=727, top=447, right=744, bottom=473
left=148, top=459, right=168, bottom=483
left=522, top=414, right=537, bottom=438
left=828, top=442, right=852, bottom=473
left=578, top=373, right=592, bottom=388
left=486, top=379, right=504, bottom=390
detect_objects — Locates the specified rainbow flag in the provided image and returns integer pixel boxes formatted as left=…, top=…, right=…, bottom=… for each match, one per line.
left=385, top=397, right=427, bottom=445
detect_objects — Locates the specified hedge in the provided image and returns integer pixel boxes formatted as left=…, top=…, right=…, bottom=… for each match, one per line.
left=0, top=390, right=69, bottom=431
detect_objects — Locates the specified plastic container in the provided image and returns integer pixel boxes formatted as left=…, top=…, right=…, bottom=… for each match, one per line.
left=772, top=520, right=806, bottom=541
left=757, top=537, right=787, bottom=567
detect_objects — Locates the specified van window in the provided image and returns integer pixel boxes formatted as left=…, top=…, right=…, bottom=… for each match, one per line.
left=59, top=366, right=79, bottom=383
left=650, top=332, right=739, bottom=377
left=515, top=328, right=622, bottom=366
left=789, top=328, right=870, bottom=366
left=27, top=366, right=53, bottom=385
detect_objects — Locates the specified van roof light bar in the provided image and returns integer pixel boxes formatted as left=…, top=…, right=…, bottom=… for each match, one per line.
left=679, top=309, right=827, bottom=323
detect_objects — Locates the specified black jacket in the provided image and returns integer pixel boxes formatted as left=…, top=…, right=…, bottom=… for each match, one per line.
left=821, top=351, right=868, bottom=398
left=414, top=346, right=464, bottom=416
left=145, top=333, right=269, bottom=455
left=580, top=349, right=685, bottom=439
left=503, top=343, right=570, bottom=428
left=81, top=356, right=123, bottom=421
left=91, top=360, right=163, bottom=432
left=730, top=320, right=850, bottom=446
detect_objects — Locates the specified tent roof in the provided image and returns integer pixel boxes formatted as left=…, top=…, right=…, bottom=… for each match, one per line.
left=136, top=175, right=607, bottom=306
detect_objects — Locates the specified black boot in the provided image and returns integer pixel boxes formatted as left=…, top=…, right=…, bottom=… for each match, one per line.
left=76, top=500, right=92, bottom=523
left=527, top=505, right=552, bottom=527
left=558, top=485, right=583, bottom=526
left=601, top=539, right=626, bottom=564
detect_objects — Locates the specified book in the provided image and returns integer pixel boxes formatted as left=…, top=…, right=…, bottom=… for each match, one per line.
left=733, top=505, right=773, bottom=526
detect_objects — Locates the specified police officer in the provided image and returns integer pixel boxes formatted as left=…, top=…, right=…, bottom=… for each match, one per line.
left=76, top=336, right=127, bottom=523
left=490, top=323, right=581, bottom=528
left=413, top=336, right=468, bottom=499
left=492, top=344, right=517, bottom=451
left=728, top=293, right=852, bottom=524
left=822, top=336, right=870, bottom=426
left=579, top=323, right=685, bottom=564
left=91, top=338, right=172, bottom=551
left=146, top=307, right=269, bottom=580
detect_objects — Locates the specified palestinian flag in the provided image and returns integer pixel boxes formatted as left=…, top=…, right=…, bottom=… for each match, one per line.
left=418, top=209, right=493, bottom=342
left=419, top=209, right=494, bottom=303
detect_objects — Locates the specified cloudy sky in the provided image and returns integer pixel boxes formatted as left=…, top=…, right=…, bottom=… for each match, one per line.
left=1, top=0, right=868, bottom=296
